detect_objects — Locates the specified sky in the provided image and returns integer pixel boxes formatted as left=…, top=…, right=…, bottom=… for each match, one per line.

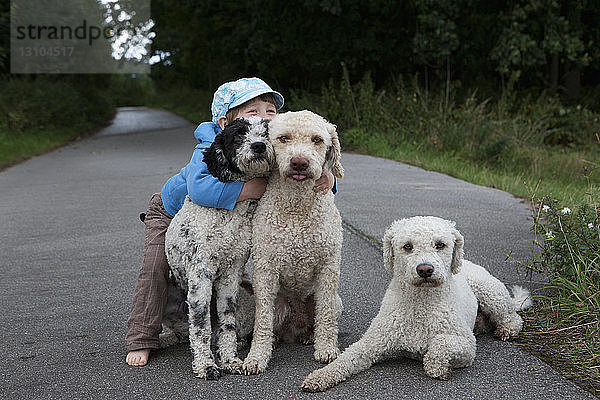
left=97, top=0, right=163, bottom=64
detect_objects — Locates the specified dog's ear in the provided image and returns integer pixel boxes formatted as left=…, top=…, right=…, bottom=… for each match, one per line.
left=383, top=225, right=396, bottom=271
left=203, top=120, right=245, bottom=182
left=450, top=226, right=464, bottom=274
left=325, top=122, right=344, bottom=179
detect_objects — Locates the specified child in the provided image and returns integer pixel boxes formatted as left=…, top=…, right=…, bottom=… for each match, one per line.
left=126, top=77, right=335, bottom=366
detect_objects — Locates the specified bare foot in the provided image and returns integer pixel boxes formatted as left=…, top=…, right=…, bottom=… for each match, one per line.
left=126, top=349, right=150, bottom=366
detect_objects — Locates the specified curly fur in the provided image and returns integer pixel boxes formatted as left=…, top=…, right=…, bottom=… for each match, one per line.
left=241, top=110, right=345, bottom=375
left=302, top=216, right=532, bottom=391
left=162, top=117, right=273, bottom=379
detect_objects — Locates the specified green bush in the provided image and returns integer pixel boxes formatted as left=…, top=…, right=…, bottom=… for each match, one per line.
left=0, top=76, right=117, bottom=167
left=108, top=74, right=156, bottom=107
left=147, top=83, right=211, bottom=123
left=0, top=76, right=114, bottom=133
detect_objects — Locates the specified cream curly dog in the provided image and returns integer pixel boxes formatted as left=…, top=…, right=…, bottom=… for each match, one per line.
left=242, top=110, right=345, bottom=375
left=163, top=117, right=273, bottom=380
left=302, top=216, right=532, bottom=391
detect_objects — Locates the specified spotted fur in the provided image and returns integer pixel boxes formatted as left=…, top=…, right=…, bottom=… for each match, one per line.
left=163, top=117, right=273, bottom=379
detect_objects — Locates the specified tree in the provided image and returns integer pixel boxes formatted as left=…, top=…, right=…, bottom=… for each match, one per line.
left=490, top=0, right=588, bottom=95
left=412, top=0, right=470, bottom=110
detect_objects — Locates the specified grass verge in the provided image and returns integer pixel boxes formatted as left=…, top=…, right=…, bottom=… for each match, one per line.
left=518, top=307, right=600, bottom=397
left=514, top=189, right=600, bottom=397
left=0, top=76, right=117, bottom=170
left=0, top=118, right=114, bottom=170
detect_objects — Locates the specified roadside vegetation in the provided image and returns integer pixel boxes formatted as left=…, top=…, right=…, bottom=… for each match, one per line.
left=519, top=186, right=600, bottom=396
left=0, top=76, right=115, bottom=167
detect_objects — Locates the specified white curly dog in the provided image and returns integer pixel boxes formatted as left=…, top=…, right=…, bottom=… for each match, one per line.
left=242, top=110, right=345, bottom=375
left=163, top=117, right=273, bottom=380
left=302, top=216, right=532, bottom=391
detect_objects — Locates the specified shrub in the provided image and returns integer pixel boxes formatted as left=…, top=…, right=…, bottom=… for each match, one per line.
left=527, top=185, right=600, bottom=334
left=0, top=76, right=114, bottom=133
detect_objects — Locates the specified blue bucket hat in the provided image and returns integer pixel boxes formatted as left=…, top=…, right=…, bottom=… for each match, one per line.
left=211, top=77, right=284, bottom=123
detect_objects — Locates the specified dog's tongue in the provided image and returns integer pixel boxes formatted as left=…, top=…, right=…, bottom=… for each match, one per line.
left=293, top=174, right=307, bottom=181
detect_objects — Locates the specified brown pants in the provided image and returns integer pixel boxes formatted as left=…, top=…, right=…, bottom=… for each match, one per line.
left=125, top=193, right=173, bottom=351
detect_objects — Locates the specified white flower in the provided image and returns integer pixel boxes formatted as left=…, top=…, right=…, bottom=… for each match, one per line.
left=542, top=205, right=550, bottom=212
left=545, top=231, right=554, bottom=239
left=589, top=223, right=595, bottom=229
left=561, top=207, right=571, bottom=215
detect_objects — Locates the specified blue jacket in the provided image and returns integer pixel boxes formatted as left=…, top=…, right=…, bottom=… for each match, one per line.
left=161, top=122, right=244, bottom=217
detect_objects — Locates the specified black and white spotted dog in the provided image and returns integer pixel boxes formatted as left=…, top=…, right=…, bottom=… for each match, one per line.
left=162, top=117, right=273, bottom=380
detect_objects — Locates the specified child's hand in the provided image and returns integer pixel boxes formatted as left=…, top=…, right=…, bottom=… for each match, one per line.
left=313, top=167, right=334, bottom=195
left=238, top=178, right=268, bottom=202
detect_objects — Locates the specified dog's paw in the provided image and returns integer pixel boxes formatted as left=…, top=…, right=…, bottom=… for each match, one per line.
left=423, top=363, right=452, bottom=380
left=194, top=365, right=223, bottom=380
left=159, top=332, right=179, bottom=348
left=241, top=356, right=268, bottom=375
left=297, top=330, right=314, bottom=345
left=314, top=347, right=339, bottom=364
left=220, top=357, right=244, bottom=375
left=301, top=370, right=335, bottom=392
left=423, top=358, right=452, bottom=380
left=494, top=314, right=523, bottom=341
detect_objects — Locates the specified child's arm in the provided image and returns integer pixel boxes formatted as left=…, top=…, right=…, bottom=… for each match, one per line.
left=313, top=167, right=336, bottom=195
left=238, top=178, right=268, bottom=202
left=185, top=144, right=267, bottom=208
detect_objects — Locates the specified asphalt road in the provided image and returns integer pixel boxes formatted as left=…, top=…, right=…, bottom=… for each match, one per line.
left=0, top=108, right=595, bottom=399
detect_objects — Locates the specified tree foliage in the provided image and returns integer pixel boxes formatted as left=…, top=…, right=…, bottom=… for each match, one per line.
left=491, top=0, right=588, bottom=89
left=146, top=0, right=600, bottom=97
left=0, top=0, right=599, bottom=98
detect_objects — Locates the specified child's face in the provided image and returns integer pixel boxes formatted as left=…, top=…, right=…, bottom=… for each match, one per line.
left=236, top=98, right=277, bottom=121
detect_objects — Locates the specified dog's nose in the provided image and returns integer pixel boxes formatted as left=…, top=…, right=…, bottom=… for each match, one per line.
left=290, top=156, right=309, bottom=171
left=251, top=142, right=266, bottom=154
left=416, top=263, right=434, bottom=278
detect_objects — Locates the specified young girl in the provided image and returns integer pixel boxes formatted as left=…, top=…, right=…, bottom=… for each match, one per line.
left=126, top=77, right=334, bottom=366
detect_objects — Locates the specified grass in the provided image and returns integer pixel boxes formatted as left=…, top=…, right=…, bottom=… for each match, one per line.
left=0, top=76, right=210, bottom=170
left=0, top=118, right=115, bottom=169
left=0, top=76, right=116, bottom=169
left=513, top=185, right=600, bottom=396
left=518, top=307, right=600, bottom=397
left=146, top=84, right=211, bottom=124
left=288, top=73, right=600, bottom=205
left=330, top=129, right=598, bottom=204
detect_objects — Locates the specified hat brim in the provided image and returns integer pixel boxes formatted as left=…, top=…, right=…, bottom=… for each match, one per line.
left=229, top=89, right=284, bottom=111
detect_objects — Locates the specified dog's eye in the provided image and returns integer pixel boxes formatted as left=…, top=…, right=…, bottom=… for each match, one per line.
left=278, top=136, right=289, bottom=143
left=312, top=136, right=323, bottom=144
left=435, top=241, right=446, bottom=250
left=403, top=243, right=413, bottom=252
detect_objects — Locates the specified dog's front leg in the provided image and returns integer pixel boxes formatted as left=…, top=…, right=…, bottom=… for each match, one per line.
left=187, top=270, right=221, bottom=380
left=241, top=266, right=280, bottom=375
left=214, top=258, right=245, bottom=374
left=312, top=263, right=340, bottom=363
left=423, top=332, right=476, bottom=380
left=301, top=311, right=394, bottom=392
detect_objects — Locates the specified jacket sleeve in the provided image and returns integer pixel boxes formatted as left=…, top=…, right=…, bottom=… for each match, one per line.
left=184, top=143, right=244, bottom=210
